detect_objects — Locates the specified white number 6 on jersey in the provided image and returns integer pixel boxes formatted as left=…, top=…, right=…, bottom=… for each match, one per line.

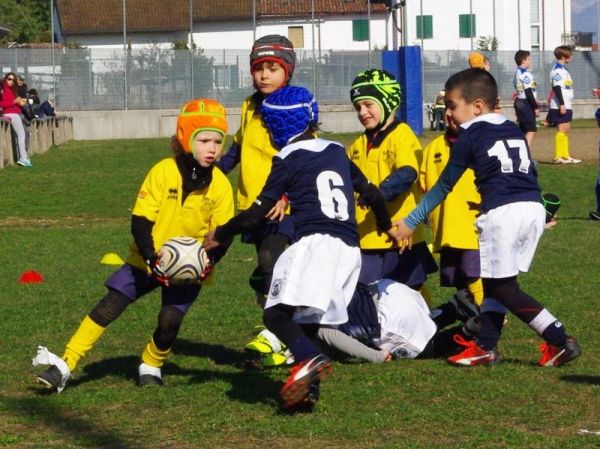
left=316, top=171, right=350, bottom=221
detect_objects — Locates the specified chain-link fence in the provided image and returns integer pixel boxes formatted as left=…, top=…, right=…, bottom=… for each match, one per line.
left=1, top=48, right=597, bottom=110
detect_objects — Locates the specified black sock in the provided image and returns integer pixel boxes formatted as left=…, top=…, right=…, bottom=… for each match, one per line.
left=477, top=311, right=505, bottom=351
left=263, top=304, right=319, bottom=361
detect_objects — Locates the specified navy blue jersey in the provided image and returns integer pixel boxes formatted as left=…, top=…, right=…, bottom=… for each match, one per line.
left=450, top=114, right=541, bottom=212
left=260, top=138, right=362, bottom=246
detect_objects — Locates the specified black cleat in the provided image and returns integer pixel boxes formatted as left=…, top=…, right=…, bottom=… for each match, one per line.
left=138, top=374, right=164, bottom=387
left=36, top=365, right=64, bottom=391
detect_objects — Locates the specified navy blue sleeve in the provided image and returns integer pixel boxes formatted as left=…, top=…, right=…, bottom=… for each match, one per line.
left=259, top=156, right=291, bottom=202
left=404, top=163, right=466, bottom=229
left=216, top=142, right=241, bottom=174
left=214, top=198, right=276, bottom=242
left=379, top=166, right=418, bottom=201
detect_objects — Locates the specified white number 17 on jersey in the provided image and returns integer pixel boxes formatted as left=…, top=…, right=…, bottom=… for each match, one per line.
left=487, top=139, right=531, bottom=174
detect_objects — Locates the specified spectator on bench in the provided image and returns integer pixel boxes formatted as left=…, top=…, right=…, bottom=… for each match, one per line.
left=37, top=95, right=56, bottom=118
left=0, top=72, right=31, bottom=167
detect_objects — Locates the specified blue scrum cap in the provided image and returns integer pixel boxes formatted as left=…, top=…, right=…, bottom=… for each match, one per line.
left=260, top=86, right=319, bottom=150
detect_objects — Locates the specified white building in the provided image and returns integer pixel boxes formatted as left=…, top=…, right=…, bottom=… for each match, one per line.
left=54, top=0, right=571, bottom=53
left=402, top=0, right=572, bottom=52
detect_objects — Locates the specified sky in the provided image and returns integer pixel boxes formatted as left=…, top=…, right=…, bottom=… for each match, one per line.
left=571, top=0, right=599, bottom=43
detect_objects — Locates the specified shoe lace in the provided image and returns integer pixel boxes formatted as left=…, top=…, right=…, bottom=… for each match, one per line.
left=452, top=333, right=475, bottom=348
left=452, top=334, right=489, bottom=358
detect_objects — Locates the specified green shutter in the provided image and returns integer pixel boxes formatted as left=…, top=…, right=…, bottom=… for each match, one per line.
left=459, top=14, right=476, bottom=38
left=352, top=20, right=369, bottom=41
left=417, top=15, right=433, bottom=39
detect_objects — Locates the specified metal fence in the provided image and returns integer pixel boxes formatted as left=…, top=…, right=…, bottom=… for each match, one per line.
left=1, top=48, right=598, bottom=110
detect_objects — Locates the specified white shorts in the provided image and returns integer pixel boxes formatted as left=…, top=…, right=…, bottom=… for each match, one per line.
left=265, top=233, right=361, bottom=325
left=477, top=201, right=545, bottom=278
left=370, top=279, right=437, bottom=358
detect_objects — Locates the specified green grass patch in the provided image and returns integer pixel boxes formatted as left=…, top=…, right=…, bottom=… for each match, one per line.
left=1, top=133, right=599, bottom=448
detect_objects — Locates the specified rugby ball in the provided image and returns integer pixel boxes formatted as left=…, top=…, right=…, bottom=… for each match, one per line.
left=158, top=237, right=209, bottom=285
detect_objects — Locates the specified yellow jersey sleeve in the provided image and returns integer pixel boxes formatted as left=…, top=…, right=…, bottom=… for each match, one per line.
left=420, top=135, right=480, bottom=251
left=234, top=96, right=279, bottom=211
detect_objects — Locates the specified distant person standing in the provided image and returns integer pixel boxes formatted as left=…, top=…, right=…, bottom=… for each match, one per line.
left=513, top=50, right=540, bottom=147
left=591, top=103, right=600, bottom=221
left=0, top=72, right=30, bottom=167
left=468, top=52, right=501, bottom=113
left=548, top=46, right=581, bottom=164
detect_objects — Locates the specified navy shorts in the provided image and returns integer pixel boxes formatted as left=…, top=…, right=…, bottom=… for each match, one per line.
left=546, top=108, right=573, bottom=125
left=359, top=242, right=438, bottom=288
left=105, top=263, right=201, bottom=314
left=439, top=248, right=480, bottom=289
left=514, top=99, right=537, bottom=133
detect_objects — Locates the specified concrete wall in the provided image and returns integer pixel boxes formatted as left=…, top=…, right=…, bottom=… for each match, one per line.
left=64, top=99, right=598, bottom=141
left=64, top=104, right=364, bottom=140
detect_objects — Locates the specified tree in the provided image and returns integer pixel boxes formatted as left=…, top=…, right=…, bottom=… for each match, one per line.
left=0, top=0, right=51, bottom=43
left=475, top=35, right=500, bottom=51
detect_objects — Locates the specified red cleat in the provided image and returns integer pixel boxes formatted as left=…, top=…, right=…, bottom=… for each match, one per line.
left=447, top=334, right=500, bottom=366
left=539, top=336, right=581, bottom=367
left=280, top=354, right=332, bottom=410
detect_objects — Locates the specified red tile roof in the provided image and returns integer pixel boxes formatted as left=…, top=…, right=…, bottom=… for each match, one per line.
left=57, top=0, right=189, bottom=34
left=258, top=0, right=386, bottom=17
left=58, top=0, right=386, bottom=34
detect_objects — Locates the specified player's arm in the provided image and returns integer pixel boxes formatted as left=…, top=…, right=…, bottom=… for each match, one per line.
left=205, top=179, right=236, bottom=264
left=130, top=166, right=164, bottom=267
left=317, top=327, right=389, bottom=363
left=350, top=160, right=392, bottom=233
left=130, top=214, right=170, bottom=285
left=552, top=85, right=565, bottom=106
left=210, top=195, right=276, bottom=246
left=215, top=142, right=240, bottom=174
left=396, top=162, right=466, bottom=248
left=131, top=215, right=156, bottom=262
left=378, top=166, right=418, bottom=201
left=524, top=87, right=538, bottom=111
left=204, top=157, right=287, bottom=249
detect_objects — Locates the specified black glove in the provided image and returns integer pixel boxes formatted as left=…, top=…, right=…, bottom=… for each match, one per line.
left=145, top=254, right=169, bottom=287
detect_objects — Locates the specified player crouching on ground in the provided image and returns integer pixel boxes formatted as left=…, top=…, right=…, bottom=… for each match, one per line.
left=33, top=99, right=234, bottom=392
left=203, top=86, right=402, bottom=412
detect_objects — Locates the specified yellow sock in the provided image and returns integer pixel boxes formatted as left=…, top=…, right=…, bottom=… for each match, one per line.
left=466, top=278, right=484, bottom=306
left=554, top=132, right=568, bottom=159
left=62, top=315, right=106, bottom=372
left=419, top=284, right=433, bottom=309
left=141, top=337, right=171, bottom=368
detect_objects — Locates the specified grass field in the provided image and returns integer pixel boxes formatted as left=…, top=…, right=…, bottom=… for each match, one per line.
left=1, top=124, right=599, bottom=449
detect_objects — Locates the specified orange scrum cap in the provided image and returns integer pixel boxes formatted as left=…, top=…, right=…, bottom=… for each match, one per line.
left=176, top=98, right=228, bottom=153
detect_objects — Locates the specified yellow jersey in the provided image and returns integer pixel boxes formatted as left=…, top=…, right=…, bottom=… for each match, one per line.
left=348, top=122, right=425, bottom=248
left=128, top=158, right=234, bottom=277
left=419, top=135, right=480, bottom=252
left=233, top=96, right=279, bottom=211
